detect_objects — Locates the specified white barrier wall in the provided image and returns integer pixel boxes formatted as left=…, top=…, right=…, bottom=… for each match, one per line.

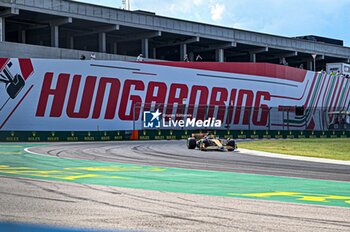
left=0, top=59, right=348, bottom=131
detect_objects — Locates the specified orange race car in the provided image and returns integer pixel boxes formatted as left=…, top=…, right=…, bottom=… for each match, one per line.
left=187, top=132, right=237, bottom=151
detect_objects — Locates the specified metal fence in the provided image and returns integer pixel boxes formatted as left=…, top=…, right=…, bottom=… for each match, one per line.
left=132, top=103, right=350, bottom=131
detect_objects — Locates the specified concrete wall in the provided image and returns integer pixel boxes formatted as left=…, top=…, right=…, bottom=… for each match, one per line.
left=0, top=41, right=143, bottom=60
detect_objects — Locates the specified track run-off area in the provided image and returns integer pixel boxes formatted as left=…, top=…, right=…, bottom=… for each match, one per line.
left=1, top=140, right=350, bottom=232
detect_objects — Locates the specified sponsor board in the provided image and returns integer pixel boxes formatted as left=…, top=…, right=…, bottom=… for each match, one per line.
left=0, top=59, right=349, bottom=131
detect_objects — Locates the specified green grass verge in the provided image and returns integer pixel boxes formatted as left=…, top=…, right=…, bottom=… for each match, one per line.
left=238, top=138, right=350, bottom=161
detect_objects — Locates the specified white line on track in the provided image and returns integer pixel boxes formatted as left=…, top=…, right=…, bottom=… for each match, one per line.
left=24, top=142, right=350, bottom=166
left=237, top=148, right=350, bottom=166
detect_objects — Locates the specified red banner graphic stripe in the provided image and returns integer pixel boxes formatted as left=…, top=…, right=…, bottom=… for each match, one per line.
left=328, top=76, right=341, bottom=112
left=303, top=72, right=319, bottom=108
left=18, top=58, right=34, bottom=80
left=0, top=58, right=9, bottom=72
left=144, top=62, right=308, bottom=82
left=332, top=77, right=346, bottom=111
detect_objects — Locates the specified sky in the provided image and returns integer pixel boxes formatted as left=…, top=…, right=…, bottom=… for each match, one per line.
left=74, top=0, right=350, bottom=47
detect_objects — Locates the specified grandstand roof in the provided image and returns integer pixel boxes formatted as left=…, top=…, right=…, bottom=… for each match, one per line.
left=0, top=0, right=349, bottom=70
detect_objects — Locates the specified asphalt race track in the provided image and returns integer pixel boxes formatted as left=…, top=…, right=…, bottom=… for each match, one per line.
left=30, top=140, right=350, bottom=181
left=1, top=140, right=350, bottom=232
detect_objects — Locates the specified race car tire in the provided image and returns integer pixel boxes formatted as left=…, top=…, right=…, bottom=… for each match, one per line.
left=227, top=139, right=236, bottom=150
left=199, top=139, right=210, bottom=151
left=202, top=139, right=210, bottom=147
left=187, top=138, right=197, bottom=149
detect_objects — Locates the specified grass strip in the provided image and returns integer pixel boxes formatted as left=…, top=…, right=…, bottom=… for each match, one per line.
left=238, top=138, right=350, bottom=161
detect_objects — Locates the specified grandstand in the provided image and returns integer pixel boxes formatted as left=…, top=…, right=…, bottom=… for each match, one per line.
left=0, top=0, right=349, bottom=70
